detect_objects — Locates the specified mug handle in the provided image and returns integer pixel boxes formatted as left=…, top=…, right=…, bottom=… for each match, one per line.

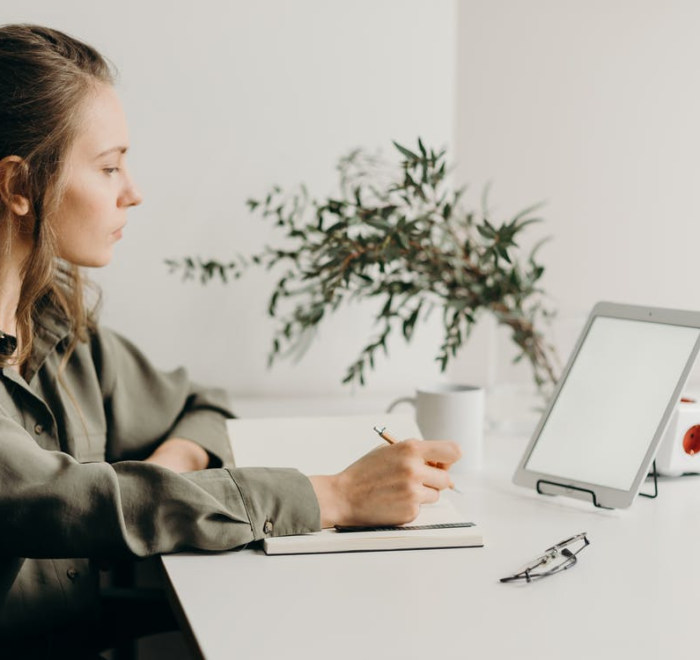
left=386, top=397, right=415, bottom=413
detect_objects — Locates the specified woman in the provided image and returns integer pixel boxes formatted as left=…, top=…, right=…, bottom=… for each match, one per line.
left=0, top=24, right=461, bottom=656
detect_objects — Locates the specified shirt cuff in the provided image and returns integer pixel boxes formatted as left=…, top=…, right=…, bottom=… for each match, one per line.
left=169, top=409, right=234, bottom=468
left=226, top=467, right=321, bottom=539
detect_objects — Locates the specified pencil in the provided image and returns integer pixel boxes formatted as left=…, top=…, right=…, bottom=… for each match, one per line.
left=373, top=426, right=460, bottom=492
left=373, top=425, right=398, bottom=444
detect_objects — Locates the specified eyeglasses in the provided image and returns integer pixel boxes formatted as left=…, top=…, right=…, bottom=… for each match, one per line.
left=500, top=533, right=590, bottom=583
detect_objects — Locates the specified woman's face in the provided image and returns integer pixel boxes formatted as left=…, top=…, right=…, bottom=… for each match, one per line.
left=53, top=83, right=142, bottom=267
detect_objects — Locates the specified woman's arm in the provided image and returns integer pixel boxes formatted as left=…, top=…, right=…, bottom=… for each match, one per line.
left=144, top=435, right=461, bottom=526
left=0, top=415, right=319, bottom=559
left=89, top=325, right=460, bottom=538
left=143, top=437, right=210, bottom=473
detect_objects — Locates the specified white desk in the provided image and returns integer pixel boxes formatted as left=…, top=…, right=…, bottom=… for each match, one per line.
left=162, top=397, right=700, bottom=660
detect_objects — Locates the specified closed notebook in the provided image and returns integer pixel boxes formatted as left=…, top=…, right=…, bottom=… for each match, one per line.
left=227, top=413, right=483, bottom=555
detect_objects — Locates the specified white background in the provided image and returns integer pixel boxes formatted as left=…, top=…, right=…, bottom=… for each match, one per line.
left=6, top=0, right=700, bottom=399
left=456, top=0, right=700, bottom=388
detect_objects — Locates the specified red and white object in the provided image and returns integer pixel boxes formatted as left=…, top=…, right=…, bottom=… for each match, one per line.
left=655, top=397, right=700, bottom=477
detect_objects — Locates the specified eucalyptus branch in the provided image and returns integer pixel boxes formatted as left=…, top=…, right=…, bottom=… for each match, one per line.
left=167, top=139, right=560, bottom=392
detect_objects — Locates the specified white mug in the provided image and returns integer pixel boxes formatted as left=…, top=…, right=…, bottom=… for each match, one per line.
left=388, top=384, right=485, bottom=473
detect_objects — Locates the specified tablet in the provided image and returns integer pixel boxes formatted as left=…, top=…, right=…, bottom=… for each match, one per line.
left=513, top=301, right=700, bottom=508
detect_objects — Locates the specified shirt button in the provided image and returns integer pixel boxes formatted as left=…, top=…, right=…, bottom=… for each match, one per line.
left=263, top=520, right=273, bottom=535
left=34, top=424, right=44, bottom=435
left=66, top=568, right=78, bottom=581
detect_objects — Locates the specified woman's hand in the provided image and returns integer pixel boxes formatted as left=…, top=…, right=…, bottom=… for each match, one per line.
left=308, top=439, right=461, bottom=528
left=143, top=437, right=210, bottom=473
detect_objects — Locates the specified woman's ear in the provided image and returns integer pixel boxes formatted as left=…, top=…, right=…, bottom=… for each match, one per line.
left=0, top=155, right=30, bottom=216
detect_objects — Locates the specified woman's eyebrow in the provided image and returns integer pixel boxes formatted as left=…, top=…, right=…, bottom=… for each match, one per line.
left=94, top=146, right=129, bottom=160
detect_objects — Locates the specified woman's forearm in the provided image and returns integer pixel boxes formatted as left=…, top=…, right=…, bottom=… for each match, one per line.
left=143, top=437, right=210, bottom=473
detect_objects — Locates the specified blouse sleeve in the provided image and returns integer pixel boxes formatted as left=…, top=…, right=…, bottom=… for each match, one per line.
left=0, top=413, right=320, bottom=558
left=0, top=325, right=322, bottom=559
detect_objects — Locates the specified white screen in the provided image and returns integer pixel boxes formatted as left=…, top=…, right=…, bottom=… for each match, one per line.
left=526, top=316, right=700, bottom=490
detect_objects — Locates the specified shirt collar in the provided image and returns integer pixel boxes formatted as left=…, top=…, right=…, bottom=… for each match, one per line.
left=24, top=295, right=72, bottom=384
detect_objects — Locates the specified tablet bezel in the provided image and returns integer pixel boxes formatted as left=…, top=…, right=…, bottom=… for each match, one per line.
left=512, top=301, right=700, bottom=509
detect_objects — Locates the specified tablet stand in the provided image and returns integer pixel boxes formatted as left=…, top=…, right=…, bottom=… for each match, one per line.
left=536, top=479, right=613, bottom=509
left=639, top=460, right=659, bottom=499
left=536, top=460, right=659, bottom=509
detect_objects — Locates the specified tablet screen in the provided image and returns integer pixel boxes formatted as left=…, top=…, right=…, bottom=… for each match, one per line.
left=525, top=316, right=700, bottom=491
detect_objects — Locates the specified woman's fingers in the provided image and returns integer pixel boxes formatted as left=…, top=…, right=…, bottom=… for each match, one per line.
left=327, top=438, right=461, bottom=528
left=414, top=439, right=462, bottom=466
left=419, top=462, right=454, bottom=492
left=390, top=439, right=461, bottom=488
left=419, top=484, right=441, bottom=505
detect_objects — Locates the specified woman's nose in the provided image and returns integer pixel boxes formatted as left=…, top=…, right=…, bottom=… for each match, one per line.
left=120, top=170, right=143, bottom=208
left=128, top=184, right=143, bottom=208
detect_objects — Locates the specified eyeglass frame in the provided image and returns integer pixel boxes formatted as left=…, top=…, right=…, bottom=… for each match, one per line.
left=500, top=532, right=590, bottom=584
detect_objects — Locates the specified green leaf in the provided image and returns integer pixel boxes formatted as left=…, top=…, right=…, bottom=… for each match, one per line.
left=326, top=221, right=346, bottom=233
left=380, top=296, right=394, bottom=317
left=511, top=202, right=545, bottom=226
left=366, top=217, right=392, bottom=231
left=529, top=236, right=553, bottom=262
left=512, top=217, right=542, bottom=232
left=498, top=247, right=512, bottom=264
left=402, top=304, right=421, bottom=340
left=380, top=205, right=398, bottom=219
left=268, top=291, right=280, bottom=316
left=477, top=223, right=495, bottom=239
left=354, top=186, right=362, bottom=207
left=392, top=141, right=419, bottom=161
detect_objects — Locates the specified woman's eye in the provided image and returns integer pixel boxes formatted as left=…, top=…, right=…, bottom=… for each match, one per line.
left=103, top=167, right=120, bottom=176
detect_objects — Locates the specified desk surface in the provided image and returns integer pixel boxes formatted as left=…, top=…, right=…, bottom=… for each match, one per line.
left=162, top=397, right=700, bottom=660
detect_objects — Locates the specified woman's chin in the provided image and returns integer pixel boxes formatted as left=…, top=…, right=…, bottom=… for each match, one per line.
left=61, top=249, right=114, bottom=269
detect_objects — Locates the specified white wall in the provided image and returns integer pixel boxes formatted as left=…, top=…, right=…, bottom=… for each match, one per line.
left=9, top=1, right=699, bottom=399
left=456, top=0, right=700, bottom=387
left=4, top=1, right=457, bottom=397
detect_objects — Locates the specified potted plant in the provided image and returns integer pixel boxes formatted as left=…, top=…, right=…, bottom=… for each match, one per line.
left=167, top=140, right=559, bottom=393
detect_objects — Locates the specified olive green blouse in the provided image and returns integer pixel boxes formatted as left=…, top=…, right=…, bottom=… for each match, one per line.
left=0, top=298, right=321, bottom=638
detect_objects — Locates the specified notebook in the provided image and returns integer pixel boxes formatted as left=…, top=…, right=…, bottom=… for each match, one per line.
left=227, top=413, right=483, bottom=555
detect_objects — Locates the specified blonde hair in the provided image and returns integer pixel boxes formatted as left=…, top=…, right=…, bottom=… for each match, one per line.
left=0, top=24, right=115, bottom=373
